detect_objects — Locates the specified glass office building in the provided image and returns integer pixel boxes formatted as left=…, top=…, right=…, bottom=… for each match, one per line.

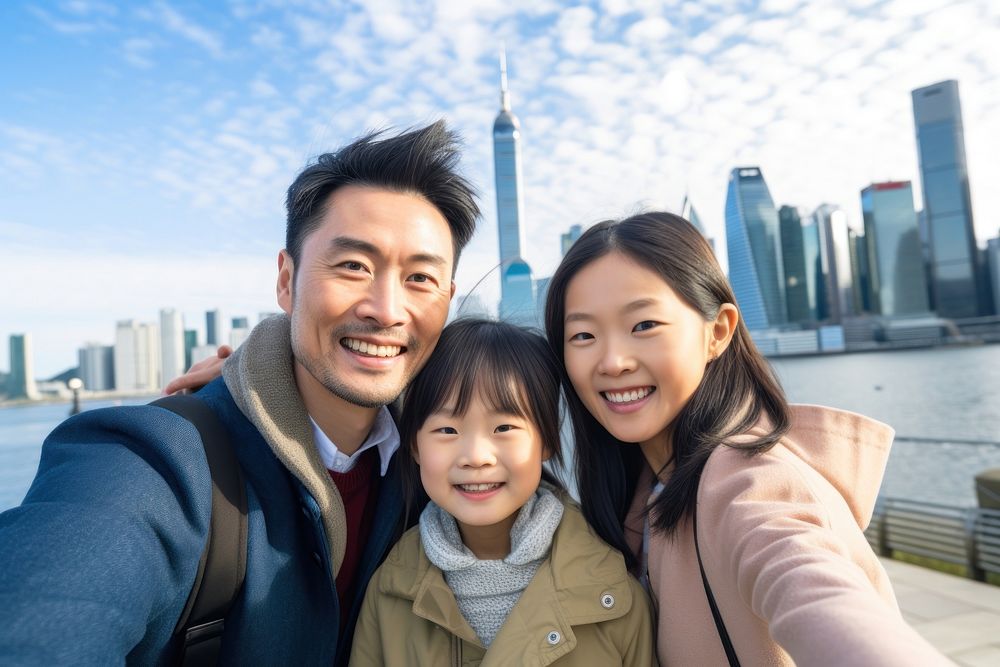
left=812, top=204, right=855, bottom=324
left=861, top=182, right=930, bottom=317
left=778, top=206, right=811, bottom=324
left=725, top=167, right=786, bottom=330
left=912, top=80, right=984, bottom=317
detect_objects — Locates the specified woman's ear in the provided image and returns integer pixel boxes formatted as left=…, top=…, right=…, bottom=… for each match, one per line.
left=541, top=445, right=553, bottom=463
left=708, top=303, right=739, bottom=361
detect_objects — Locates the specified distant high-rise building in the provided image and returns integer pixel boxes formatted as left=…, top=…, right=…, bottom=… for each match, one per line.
left=493, top=48, right=534, bottom=321
left=114, top=320, right=160, bottom=392
left=861, top=181, right=930, bottom=317
left=912, top=80, right=985, bottom=317
left=499, top=259, right=536, bottom=324
left=183, top=329, right=198, bottom=371
left=7, top=334, right=38, bottom=399
left=160, top=308, right=185, bottom=387
left=231, top=317, right=249, bottom=329
left=812, top=204, right=855, bottom=323
left=986, top=235, right=1000, bottom=316
left=725, top=167, right=786, bottom=330
left=78, top=343, right=114, bottom=391
left=560, top=224, right=583, bottom=257
left=682, top=195, right=715, bottom=253
left=778, top=206, right=811, bottom=324
left=848, top=227, right=873, bottom=314
left=205, top=309, right=221, bottom=346
left=801, top=218, right=824, bottom=321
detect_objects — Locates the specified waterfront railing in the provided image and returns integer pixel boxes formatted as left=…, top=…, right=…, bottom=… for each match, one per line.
left=865, top=497, right=1000, bottom=582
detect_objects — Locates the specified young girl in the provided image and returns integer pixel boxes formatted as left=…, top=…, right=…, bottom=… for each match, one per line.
left=349, top=318, right=656, bottom=666
left=543, top=212, right=950, bottom=666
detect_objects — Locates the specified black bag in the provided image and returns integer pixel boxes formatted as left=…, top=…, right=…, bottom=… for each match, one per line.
left=153, top=395, right=248, bottom=666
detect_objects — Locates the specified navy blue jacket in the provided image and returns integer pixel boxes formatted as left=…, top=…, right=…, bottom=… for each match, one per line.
left=0, top=376, right=404, bottom=665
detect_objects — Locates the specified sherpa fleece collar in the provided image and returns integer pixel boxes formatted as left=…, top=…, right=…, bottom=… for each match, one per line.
left=222, top=314, right=348, bottom=576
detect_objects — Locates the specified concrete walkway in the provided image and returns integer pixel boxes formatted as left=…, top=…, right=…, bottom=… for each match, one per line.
left=885, top=558, right=1000, bottom=666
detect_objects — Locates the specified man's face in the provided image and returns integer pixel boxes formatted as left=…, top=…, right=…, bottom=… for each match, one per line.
left=278, top=184, right=456, bottom=408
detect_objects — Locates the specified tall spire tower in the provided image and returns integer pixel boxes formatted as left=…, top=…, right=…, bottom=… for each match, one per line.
left=492, top=46, right=532, bottom=322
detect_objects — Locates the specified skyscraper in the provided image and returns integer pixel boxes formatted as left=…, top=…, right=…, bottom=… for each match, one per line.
left=986, top=235, right=1000, bottom=315
left=160, top=308, right=185, bottom=387
left=861, top=181, right=930, bottom=317
left=778, top=206, right=811, bottom=324
left=7, top=334, right=38, bottom=400
left=184, top=329, right=198, bottom=371
left=78, top=343, right=114, bottom=391
left=912, top=80, right=984, bottom=317
left=560, top=224, right=582, bottom=257
left=114, top=320, right=160, bottom=392
left=725, top=167, right=786, bottom=330
left=205, top=309, right=221, bottom=346
left=493, top=48, right=533, bottom=322
left=812, top=204, right=855, bottom=323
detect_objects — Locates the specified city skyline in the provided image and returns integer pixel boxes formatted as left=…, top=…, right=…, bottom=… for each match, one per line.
left=2, top=1, right=999, bottom=375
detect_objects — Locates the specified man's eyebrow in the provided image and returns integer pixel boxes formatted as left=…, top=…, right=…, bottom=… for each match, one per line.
left=409, top=252, right=448, bottom=268
left=328, top=236, right=449, bottom=268
left=329, top=236, right=380, bottom=256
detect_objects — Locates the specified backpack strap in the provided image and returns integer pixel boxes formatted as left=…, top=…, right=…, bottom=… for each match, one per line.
left=153, top=395, right=248, bottom=666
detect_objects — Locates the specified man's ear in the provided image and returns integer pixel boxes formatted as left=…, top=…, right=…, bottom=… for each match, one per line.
left=277, top=250, right=294, bottom=315
left=450, top=280, right=456, bottom=298
left=708, top=303, right=739, bottom=361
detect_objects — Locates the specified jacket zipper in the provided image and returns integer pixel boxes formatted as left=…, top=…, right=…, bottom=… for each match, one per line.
left=451, top=634, right=462, bottom=667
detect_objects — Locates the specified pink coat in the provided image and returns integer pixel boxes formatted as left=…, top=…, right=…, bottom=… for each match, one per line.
left=627, top=404, right=951, bottom=666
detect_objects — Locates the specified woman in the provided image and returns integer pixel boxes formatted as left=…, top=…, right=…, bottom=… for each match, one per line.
left=543, top=212, right=949, bottom=666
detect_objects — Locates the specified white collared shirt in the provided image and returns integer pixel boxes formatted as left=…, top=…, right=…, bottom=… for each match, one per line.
left=309, top=406, right=399, bottom=477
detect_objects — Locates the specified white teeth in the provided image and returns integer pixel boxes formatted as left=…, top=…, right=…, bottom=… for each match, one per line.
left=344, top=338, right=401, bottom=357
left=603, top=387, right=652, bottom=403
left=457, top=483, right=501, bottom=492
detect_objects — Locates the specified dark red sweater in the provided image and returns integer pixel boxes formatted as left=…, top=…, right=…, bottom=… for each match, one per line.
left=327, top=446, right=380, bottom=629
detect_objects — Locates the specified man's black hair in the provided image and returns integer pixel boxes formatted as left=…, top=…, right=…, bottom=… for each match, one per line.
left=285, top=121, right=480, bottom=273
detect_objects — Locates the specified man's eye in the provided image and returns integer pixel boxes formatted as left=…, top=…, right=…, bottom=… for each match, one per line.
left=342, top=261, right=366, bottom=271
left=409, top=273, right=432, bottom=284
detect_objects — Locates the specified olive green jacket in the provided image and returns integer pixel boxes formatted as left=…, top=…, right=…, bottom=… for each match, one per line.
left=349, top=501, right=657, bottom=666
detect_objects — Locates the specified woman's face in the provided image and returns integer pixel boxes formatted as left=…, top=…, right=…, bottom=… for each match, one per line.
left=562, top=251, right=715, bottom=456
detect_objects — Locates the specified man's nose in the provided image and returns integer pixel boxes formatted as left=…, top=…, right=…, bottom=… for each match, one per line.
left=355, top=275, right=408, bottom=328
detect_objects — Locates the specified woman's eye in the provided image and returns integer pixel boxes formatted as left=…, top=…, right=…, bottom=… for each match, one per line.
left=633, top=320, right=659, bottom=332
left=495, top=424, right=516, bottom=433
left=568, top=331, right=593, bottom=342
left=433, top=426, right=458, bottom=435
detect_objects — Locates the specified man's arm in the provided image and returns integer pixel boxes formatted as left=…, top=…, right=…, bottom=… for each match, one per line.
left=0, top=405, right=213, bottom=664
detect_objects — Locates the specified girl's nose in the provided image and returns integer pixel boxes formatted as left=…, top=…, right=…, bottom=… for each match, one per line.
left=458, top=435, right=497, bottom=467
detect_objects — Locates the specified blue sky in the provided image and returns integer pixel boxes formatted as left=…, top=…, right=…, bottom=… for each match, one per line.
left=2, top=0, right=998, bottom=377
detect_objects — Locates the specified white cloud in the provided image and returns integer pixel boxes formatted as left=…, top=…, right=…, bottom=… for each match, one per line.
left=153, top=2, right=225, bottom=57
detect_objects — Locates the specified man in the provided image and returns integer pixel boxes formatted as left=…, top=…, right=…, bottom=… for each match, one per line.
left=0, top=122, right=479, bottom=664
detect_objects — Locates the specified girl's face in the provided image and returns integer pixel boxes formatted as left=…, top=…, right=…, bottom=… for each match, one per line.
left=415, top=387, right=548, bottom=558
left=562, top=252, right=716, bottom=461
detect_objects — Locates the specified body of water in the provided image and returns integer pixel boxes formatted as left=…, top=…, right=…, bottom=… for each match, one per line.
left=2, top=344, right=999, bottom=511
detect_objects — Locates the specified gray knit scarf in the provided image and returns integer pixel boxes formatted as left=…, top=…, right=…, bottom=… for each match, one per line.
left=419, top=487, right=564, bottom=647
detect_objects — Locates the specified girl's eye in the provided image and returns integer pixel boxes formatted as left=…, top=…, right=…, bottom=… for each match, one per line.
left=633, top=320, right=659, bottom=333
left=433, top=426, right=458, bottom=435
left=495, top=424, right=517, bottom=433
left=568, top=331, right=593, bottom=342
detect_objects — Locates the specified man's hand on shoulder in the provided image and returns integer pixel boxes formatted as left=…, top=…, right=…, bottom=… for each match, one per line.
left=164, top=345, right=233, bottom=395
